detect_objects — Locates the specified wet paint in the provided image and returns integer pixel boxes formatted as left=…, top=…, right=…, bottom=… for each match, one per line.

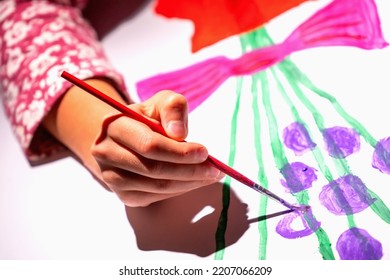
left=372, top=137, right=390, bottom=175
left=280, top=162, right=318, bottom=194
left=322, top=126, right=360, bottom=158
left=276, top=208, right=321, bottom=239
left=319, top=175, right=376, bottom=215
left=283, top=122, right=316, bottom=156
left=336, top=227, right=383, bottom=260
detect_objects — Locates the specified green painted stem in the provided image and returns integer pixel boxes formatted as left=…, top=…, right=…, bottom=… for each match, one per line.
left=214, top=78, right=243, bottom=260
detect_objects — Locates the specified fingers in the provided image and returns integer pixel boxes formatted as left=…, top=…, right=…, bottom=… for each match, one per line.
left=91, top=90, right=225, bottom=207
left=100, top=116, right=208, bottom=164
left=99, top=167, right=223, bottom=207
left=93, top=136, right=223, bottom=181
left=141, top=91, right=189, bottom=141
left=101, top=167, right=220, bottom=197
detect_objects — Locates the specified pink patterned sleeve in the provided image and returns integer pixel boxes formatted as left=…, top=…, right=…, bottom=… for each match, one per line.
left=0, top=0, right=128, bottom=163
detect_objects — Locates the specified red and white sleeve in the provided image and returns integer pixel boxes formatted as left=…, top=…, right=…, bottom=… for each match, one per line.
left=0, top=0, right=128, bottom=163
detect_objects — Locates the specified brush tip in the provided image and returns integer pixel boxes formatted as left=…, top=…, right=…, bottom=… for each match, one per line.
left=292, top=204, right=311, bottom=214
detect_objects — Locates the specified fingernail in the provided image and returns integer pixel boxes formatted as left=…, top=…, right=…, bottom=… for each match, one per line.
left=167, top=120, right=185, bottom=137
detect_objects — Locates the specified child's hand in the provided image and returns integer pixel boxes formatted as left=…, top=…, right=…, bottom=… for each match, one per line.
left=44, top=80, right=223, bottom=207
left=91, top=91, right=224, bottom=207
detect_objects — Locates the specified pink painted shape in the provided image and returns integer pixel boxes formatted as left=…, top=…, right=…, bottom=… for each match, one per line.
left=137, top=0, right=388, bottom=111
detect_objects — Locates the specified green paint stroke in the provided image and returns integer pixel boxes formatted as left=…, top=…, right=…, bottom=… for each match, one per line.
left=277, top=58, right=390, bottom=224
left=214, top=179, right=231, bottom=260
left=277, top=60, right=363, bottom=229
left=258, top=71, right=288, bottom=169
left=278, top=60, right=390, bottom=225
left=278, top=64, right=357, bottom=181
left=367, top=189, right=390, bottom=224
left=214, top=77, right=243, bottom=260
left=255, top=28, right=335, bottom=259
left=271, top=65, right=357, bottom=230
left=241, top=33, right=270, bottom=260
left=243, top=26, right=389, bottom=260
left=296, top=191, right=335, bottom=260
left=270, top=67, right=334, bottom=182
left=281, top=59, right=378, bottom=147
left=256, top=69, right=334, bottom=259
left=282, top=62, right=361, bottom=229
left=251, top=76, right=269, bottom=260
left=246, top=28, right=335, bottom=260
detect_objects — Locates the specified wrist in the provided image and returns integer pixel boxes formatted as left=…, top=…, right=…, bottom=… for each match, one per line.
left=43, top=79, right=127, bottom=174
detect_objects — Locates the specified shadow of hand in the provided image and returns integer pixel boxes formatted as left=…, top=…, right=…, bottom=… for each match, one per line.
left=125, top=182, right=249, bottom=257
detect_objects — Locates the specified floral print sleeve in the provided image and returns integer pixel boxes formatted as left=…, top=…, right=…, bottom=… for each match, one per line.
left=0, top=0, right=128, bottom=163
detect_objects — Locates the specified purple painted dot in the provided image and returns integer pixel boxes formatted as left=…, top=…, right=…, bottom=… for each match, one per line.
left=283, top=122, right=316, bottom=156
left=372, top=136, right=390, bottom=175
left=276, top=207, right=321, bottom=239
left=319, top=174, right=375, bottom=215
left=337, top=227, right=383, bottom=260
left=280, top=162, right=317, bottom=193
left=322, top=126, right=360, bottom=158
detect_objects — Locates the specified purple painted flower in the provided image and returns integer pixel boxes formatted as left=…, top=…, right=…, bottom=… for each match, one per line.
left=283, top=122, right=316, bottom=156
left=280, top=162, right=317, bottom=193
left=319, top=175, right=375, bottom=215
left=336, top=227, right=383, bottom=260
left=372, top=136, right=390, bottom=175
left=322, top=126, right=360, bottom=158
left=276, top=207, right=321, bottom=239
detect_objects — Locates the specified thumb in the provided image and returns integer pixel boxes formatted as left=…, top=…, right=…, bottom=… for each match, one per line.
left=157, top=91, right=189, bottom=141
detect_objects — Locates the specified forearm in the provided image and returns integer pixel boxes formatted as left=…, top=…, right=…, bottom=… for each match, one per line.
left=43, top=79, right=128, bottom=176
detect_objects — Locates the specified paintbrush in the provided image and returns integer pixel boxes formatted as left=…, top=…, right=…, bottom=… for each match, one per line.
left=61, top=71, right=308, bottom=212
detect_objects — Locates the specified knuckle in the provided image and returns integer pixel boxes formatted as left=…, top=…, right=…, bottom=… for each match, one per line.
left=188, top=166, right=199, bottom=179
left=180, top=164, right=199, bottom=179
left=149, top=162, right=164, bottom=177
left=155, top=179, right=171, bottom=192
left=91, top=143, right=109, bottom=161
left=101, top=169, right=124, bottom=187
left=137, top=132, right=159, bottom=156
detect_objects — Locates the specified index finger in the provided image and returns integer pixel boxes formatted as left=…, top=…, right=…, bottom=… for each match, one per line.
left=106, top=116, right=209, bottom=164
